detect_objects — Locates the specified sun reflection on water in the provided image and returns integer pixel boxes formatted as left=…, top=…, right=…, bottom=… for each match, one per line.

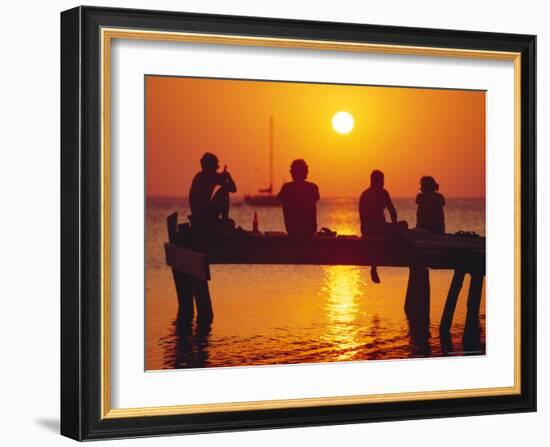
left=331, top=224, right=356, bottom=236
left=321, top=266, right=364, bottom=361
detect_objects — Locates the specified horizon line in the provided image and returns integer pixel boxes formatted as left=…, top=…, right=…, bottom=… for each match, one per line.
left=146, top=195, right=486, bottom=200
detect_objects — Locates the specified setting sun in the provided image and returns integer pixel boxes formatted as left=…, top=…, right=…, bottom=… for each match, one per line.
left=146, top=76, right=485, bottom=198
left=332, top=111, right=354, bottom=135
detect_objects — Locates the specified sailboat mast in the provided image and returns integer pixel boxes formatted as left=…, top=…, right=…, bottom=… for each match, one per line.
left=269, top=115, right=274, bottom=192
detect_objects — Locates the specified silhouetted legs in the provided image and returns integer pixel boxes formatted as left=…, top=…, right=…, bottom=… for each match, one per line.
left=365, top=221, right=408, bottom=284
left=211, top=187, right=230, bottom=220
left=370, top=266, right=381, bottom=283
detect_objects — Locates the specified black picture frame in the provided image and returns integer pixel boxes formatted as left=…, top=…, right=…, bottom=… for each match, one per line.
left=61, top=5, right=536, bottom=441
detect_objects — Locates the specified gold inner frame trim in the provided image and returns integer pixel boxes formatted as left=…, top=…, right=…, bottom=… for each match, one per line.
left=100, top=27, right=522, bottom=420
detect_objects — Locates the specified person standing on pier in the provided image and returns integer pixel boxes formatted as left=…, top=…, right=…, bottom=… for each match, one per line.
left=277, top=159, right=320, bottom=237
left=415, top=176, right=446, bottom=234
left=359, top=169, right=406, bottom=283
left=189, top=152, right=237, bottom=233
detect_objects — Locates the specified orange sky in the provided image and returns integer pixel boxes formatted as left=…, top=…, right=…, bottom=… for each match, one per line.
left=146, top=76, right=485, bottom=198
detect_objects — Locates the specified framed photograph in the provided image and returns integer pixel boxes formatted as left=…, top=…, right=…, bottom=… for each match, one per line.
left=60, top=6, right=536, bottom=441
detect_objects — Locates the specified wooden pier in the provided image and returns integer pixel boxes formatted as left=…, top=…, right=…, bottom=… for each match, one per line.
left=164, top=213, right=485, bottom=341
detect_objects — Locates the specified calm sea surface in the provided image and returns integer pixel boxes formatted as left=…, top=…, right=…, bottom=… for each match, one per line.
left=146, top=197, right=485, bottom=370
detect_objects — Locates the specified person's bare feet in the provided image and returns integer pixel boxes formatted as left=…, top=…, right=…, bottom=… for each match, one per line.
left=370, top=266, right=381, bottom=283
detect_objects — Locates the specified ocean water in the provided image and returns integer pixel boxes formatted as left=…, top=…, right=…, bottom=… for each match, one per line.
left=146, top=197, right=485, bottom=370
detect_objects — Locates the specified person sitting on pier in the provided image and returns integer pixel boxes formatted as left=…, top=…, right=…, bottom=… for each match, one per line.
left=189, top=152, right=237, bottom=234
left=277, top=159, right=320, bottom=237
left=359, top=169, right=407, bottom=283
left=416, top=175, right=445, bottom=234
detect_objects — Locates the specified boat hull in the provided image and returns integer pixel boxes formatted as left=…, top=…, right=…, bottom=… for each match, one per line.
left=243, top=195, right=280, bottom=207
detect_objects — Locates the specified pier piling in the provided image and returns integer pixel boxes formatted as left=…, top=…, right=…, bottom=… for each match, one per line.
left=463, top=273, right=484, bottom=347
left=440, top=270, right=466, bottom=334
left=165, top=213, right=484, bottom=341
left=166, top=213, right=214, bottom=325
left=192, top=279, right=214, bottom=326
left=405, top=266, right=431, bottom=327
left=172, top=270, right=194, bottom=322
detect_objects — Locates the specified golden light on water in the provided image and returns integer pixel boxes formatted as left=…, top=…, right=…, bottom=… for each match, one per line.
left=332, top=111, right=354, bottom=135
left=331, top=223, right=356, bottom=236
left=322, top=266, right=362, bottom=361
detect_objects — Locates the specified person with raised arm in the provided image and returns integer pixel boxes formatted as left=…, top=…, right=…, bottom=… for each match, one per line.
left=189, top=152, right=237, bottom=233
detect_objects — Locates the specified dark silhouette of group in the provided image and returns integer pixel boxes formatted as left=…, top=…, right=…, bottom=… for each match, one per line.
left=274, top=159, right=445, bottom=239
left=188, top=153, right=446, bottom=282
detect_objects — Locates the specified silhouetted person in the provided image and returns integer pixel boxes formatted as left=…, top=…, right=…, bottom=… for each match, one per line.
left=359, top=170, right=398, bottom=234
left=189, top=152, right=237, bottom=232
left=359, top=170, right=406, bottom=283
left=416, top=176, right=445, bottom=234
left=277, top=159, right=320, bottom=237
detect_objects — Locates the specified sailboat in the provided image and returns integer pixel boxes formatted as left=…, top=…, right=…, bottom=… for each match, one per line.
left=244, top=115, right=281, bottom=207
